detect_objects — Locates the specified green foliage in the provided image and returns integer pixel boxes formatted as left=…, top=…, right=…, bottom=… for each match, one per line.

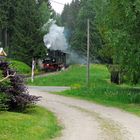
left=0, top=61, right=40, bottom=111
left=0, top=92, right=9, bottom=111
left=11, top=0, right=46, bottom=65
left=61, top=0, right=80, bottom=30
left=0, top=0, right=11, bottom=29
left=0, top=0, right=51, bottom=65
left=39, top=1, right=51, bottom=27
left=0, top=0, right=19, bottom=51
left=53, top=13, right=62, bottom=26
left=61, top=0, right=103, bottom=62
left=0, top=106, right=61, bottom=140
left=94, top=0, right=140, bottom=83
left=61, top=0, right=140, bottom=84
left=0, top=70, right=9, bottom=111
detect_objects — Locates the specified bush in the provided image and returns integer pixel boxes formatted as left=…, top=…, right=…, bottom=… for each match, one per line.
left=0, top=61, right=40, bottom=111
left=0, top=93, right=9, bottom=111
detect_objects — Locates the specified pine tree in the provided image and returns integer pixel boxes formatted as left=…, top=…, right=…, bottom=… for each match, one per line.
left=11, top=0, right=48, bottom=65
left=0, top=0, right=11, bottom=49
left=70, top=0, right=103, bottom=61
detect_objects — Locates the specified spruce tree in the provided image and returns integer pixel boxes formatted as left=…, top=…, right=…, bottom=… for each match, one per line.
left=11, top=0, right=46, bottom=65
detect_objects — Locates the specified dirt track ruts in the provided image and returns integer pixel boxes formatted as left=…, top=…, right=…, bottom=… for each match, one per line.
left=29, top=86, right=140, bottom=140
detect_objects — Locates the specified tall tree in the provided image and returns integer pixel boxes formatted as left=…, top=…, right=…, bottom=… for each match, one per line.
left=61, top=0, right=80, bottom=30
left=0, top=0, right=51, bottom=65
left=38, top=0, right=51, bottom=26
left=11, top=0, right=48, bottom=65
left=61, top=0, right=80, bottom=42
left=70, top=0, right=103, bottom=61
left=94, top=0, right=140, bottom=83
left=0, top=0, right=12, bottom=49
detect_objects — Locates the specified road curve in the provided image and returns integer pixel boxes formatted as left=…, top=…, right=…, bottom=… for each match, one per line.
left=29, top=86, right=140, bottom=140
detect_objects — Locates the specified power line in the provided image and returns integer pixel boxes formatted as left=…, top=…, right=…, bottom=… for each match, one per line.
left=50, top=0, right=65, bottom=5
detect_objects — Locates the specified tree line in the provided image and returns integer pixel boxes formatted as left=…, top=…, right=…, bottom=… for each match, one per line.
left=0, top=0, right=139, bottom=84
left=61, top=0, right=140, bottom=84
left=0, top=0, right=51, bottom=65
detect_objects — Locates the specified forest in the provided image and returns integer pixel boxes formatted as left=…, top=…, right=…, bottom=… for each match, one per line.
left=0, top=0, right=140, bottom=84
left=0, top=1, right=140, bottom=139
left=0, top=0, right=52, bottom=64
left=61, top=0, right=140, bottom=84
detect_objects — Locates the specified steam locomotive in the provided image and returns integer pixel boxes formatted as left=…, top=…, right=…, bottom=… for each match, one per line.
left=42, top=49, right=68, bottom=71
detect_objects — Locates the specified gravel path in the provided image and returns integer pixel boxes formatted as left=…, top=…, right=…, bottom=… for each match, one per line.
left=29, top=86, right=140, bottom=140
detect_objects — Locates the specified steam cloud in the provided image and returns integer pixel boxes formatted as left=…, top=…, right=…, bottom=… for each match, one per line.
left=43, top=24, right=68, bottom=51
left=43, top=22, right=87, bottom=64
left=68, top=50, right=87, bottom=64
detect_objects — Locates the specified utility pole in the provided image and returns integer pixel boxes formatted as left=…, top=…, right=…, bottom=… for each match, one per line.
left=86, top=19, right=90, bottom=86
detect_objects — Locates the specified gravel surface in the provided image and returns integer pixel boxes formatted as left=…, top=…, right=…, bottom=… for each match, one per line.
left=29, top=86, right=140, bottom=140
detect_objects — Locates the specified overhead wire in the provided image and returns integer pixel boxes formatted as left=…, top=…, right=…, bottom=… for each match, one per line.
left=50, top=0, right=65, bottom=5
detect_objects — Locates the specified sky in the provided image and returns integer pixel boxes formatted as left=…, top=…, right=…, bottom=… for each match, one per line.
left=50, top=0, right=72, bottom=14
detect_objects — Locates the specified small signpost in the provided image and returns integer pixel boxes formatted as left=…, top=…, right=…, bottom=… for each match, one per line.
left=31, top=59, right=35, bottom=83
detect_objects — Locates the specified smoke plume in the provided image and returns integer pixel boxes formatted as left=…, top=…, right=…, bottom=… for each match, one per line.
left=43, top=23, right=68, bottom=51
left=67, top=49, right=87, bottom=64
left=43, top=22, right=87, bottom=64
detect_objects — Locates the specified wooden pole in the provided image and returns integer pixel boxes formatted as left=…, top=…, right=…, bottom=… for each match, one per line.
left=86, top=19, right=90, bottom=86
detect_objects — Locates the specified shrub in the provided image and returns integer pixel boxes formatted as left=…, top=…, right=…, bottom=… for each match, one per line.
left=0, top=93, right=9, bottom=111
left=0, top=61, right=40, bottom=111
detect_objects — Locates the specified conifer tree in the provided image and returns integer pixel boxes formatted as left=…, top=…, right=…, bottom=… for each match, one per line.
left=62, top=0, right=103, bottom=61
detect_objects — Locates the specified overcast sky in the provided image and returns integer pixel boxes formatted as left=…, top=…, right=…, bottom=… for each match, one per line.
left=50, top=0, right=72, bottom=14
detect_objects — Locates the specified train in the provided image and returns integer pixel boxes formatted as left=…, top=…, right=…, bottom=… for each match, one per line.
left=42, top=49, right=69, bottom=71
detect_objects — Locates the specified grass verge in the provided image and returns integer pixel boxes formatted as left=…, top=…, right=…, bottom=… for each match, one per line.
left=54, top=89, right=140, bottom=117
left=27, top=64, right=140, bottom=117
left=27, top=65, right=104, bottom=86
left=0, top=106, right=61, bottom=140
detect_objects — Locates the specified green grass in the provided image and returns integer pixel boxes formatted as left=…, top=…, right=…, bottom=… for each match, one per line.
left=27, top=64, right=140, bottom=116
left=0, top=106, right=61, bottom=140
left=9, top=59, right=31, bottom=75
left=57, top=89, right=140, bottom=116
left=27, top=65, right=100, bottom=86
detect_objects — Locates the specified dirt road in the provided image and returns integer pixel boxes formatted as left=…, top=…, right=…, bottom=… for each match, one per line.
left=29, top=86, right=140, bottom=140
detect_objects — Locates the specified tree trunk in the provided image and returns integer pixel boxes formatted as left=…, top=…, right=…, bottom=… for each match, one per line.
left=4, top=28, right=8, bottom=48
left=0, top=29, right=2, bottom=47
